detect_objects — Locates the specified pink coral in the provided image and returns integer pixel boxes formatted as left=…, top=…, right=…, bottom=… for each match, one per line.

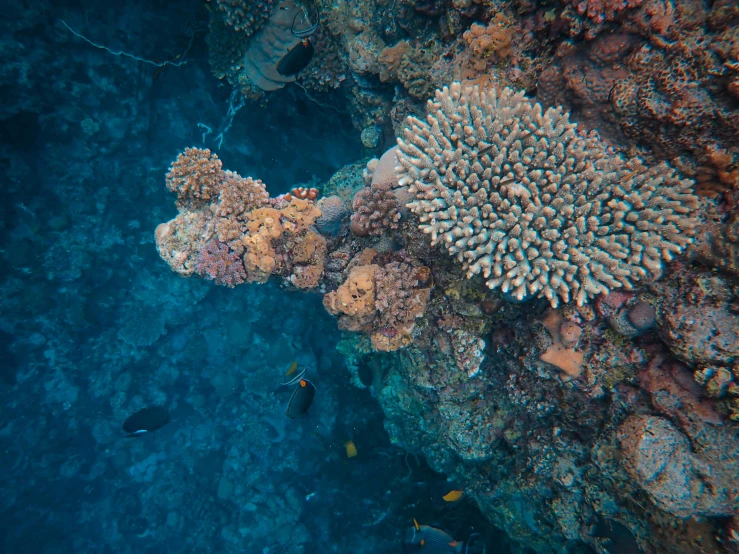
left=194, top=240, right=247, bottom=287
left=372, top=259, right=431, bottom=351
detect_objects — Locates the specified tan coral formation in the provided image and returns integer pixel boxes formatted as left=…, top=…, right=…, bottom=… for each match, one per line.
left=462, top=14, right=514, bottom=71
left=155, top=211, right=212, bottom=276
left=242, top=200, right=325, bottom=288
left=396, top=83, right=700, bottom=307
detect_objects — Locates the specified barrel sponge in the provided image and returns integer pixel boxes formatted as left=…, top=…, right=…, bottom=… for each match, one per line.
left=396, top=83, right=700, bottom=307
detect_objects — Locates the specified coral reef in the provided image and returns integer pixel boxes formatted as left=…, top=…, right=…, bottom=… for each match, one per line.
left=26, top=0, right=739, bottom=551
left=210, top=0, right=276, bottom=35
left=397, top=83, right=700, bottom=306
left=156, top=149, right=325, bottom=291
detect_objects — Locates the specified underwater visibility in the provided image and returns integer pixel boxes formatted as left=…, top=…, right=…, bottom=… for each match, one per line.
left=2, top=0, right=739, bottom=553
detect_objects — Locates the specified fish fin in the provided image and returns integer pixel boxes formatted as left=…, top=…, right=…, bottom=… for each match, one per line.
left=413, top=518, right=420, bottom=531
left=285, top=360, right=298, bottom=376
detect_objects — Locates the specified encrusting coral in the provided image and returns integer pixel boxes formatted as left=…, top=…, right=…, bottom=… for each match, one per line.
left=396, top=83, right=700, bottom=307
left=323, top=250, right=432, bottom=352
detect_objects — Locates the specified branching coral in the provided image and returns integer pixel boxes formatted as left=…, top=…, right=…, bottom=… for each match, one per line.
left=165, top=147, right=225, bottom=210
left=350, top=181, right=401, bottom=237
left=215, top=171, right=270, bottom=220
left=396, top=83, right=700, bottom=307
left=195, top=239, right=247, bottom=287
left=209, top=0, right=276, bottom=36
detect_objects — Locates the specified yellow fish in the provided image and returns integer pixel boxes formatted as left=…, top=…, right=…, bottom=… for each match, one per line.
left=285, top=360, right=298, bottom=376
left=442, top=489, right=464, bottom=502
left=345, top=440, right=357, bottom=458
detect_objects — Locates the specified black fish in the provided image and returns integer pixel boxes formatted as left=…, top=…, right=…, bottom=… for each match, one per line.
left=123, top=406, right=170, bottom=436
left=276, top=40, right=315, bottom=77
left=404, top=519, right=463, bottom=553
left=286, top=379, right=316, bottom=418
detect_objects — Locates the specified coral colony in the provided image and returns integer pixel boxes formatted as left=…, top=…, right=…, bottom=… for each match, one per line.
left=5, top=0, right=739, bottom=552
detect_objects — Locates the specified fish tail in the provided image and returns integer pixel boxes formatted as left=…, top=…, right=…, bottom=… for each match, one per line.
left=464, top=532, right=481, bottom=554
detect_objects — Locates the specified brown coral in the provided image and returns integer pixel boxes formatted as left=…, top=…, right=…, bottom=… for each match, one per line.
left=165, top=147, right=224, bottom=210
left=350, top=182, right=401, bottom=237
left=323, top=251, right=433, bottom=352
left=215, top=171, right=270, bottom=220
left=371, top=259, right=431, bottom=351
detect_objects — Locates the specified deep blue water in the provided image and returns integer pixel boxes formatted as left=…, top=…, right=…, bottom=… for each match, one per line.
left=0, top=2, right=512, bottom=553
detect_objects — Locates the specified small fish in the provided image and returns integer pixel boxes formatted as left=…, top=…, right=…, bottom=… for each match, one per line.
left=123, top=406, right=170, bottom=436
left=345, top=440, right=358, bottom=458
left=286, top=379, right=316, bottom=418
left=404, top=519, right=463, bottom=553
left=474, top=144, right=494, bottom=158
left=430, top=479, right=465, bottom=508
left=281, top=361, right=306, bottom=386
left=276, top=39, right=315, bottom=77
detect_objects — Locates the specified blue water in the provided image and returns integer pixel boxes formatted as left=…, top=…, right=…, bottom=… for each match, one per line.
left=0, top=2, right=512, bottom=552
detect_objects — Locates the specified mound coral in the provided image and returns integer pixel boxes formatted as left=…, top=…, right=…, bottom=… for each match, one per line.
left=396, top=83, right=700, bottom=307
left=462, top=14, right=514, bottom=71
left=315, top=195, right=349, bottom=236
left=241, top=200, right=325, bottom=288
left=618, top=414, right=735, bottom=518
